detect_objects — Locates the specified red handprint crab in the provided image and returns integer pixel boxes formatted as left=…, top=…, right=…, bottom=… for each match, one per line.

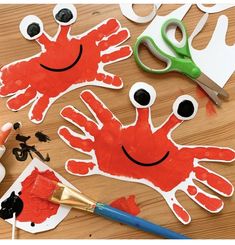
left=0, top=4, right=132, bottom=124
left=58, top=82, right=235, bottom=224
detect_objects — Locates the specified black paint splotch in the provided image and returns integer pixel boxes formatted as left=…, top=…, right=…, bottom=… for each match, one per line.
left=12, top=134, right=50, bottom=162
left=35, top=131, right=51, bottom=143
left=13, top=122, right=21, bottom=130
left=0, top=192, right=23, bottom=220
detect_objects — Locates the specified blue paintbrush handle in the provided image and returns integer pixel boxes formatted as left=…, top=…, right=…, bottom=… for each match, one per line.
left=94, top=203, right=189, bottom=239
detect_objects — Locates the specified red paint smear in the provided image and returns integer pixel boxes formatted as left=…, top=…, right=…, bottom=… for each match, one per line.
left=17, top=168, right=60, bottom=224
left=187, top=185, right=197, bottom=196
left=196, top=85, right=207, bottom=99
left=172, top=204, right=190, bottom=223
left=31, top=175, right=59, bottom=200
left=0, top=19, right=131, bottom=123
left=67, top=160, right=95, bottom=175
left=195, top=192, right=223, bottom=211
left=206, top=100, right=217, bottom=117
left=110, top=195, right=140, bottom=216
left=194, top=166, right=233, bottom=196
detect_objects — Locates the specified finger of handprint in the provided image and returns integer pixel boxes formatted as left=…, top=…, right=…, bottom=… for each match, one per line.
left=7, top=87, right=36, bottom=110
left=90, top=18, right=121, bottom=42
left=81, top=90, right=121, bottom=126
left=183, top=146, right=235, bottom=162
left=165, top=196, right=191, bottom=224
left=96, top=73, right=123, bottom=88
left=30, top=95, right=50, bottom=123
left=193, top=165, right=234, bottom=197
left=61, top=106, right=99, bottom=136
left=0, top=79, right=28, bottom=97
left=59, top=126, right=94, bottom=153
left=101, top=46, right=132, bottom=64
left=65, top=159, right=97, bottom=176
left=98, top=29, right=130, bottom=50
left=184, top=183, right=223, bottom=213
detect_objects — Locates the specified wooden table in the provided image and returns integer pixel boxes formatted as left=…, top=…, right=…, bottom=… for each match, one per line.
left=0, top=4, right=235, bottom=239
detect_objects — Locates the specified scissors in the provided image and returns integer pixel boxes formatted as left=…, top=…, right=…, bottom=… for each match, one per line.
left=134, top=18, right=229, bottom=106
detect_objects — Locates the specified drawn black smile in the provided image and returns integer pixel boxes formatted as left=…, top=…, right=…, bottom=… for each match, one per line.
left=122, top=146, right=169, bottom=167
left=40, top=44, right=83, bottom=72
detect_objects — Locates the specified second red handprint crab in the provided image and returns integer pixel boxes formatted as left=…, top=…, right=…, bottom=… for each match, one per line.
left=0, top=4, right=132, bottom=123
left=58, top=82, right=235, bottom=224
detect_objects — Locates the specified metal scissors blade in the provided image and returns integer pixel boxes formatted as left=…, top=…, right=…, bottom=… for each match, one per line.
left=196, top=73, right=229, bottom=98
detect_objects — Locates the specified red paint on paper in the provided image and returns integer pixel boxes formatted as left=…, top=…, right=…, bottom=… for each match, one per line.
left=59, top=89, right=235, bottom=224
left=110, top=195, right=140, bottom=216
left=17, top=168, right=60, bottom=224
left=0, top=17, right=131, bottom=123
left=173, top=204, right=190, bottom=223
left=66, top=160, right=95, bottom=175
left=195, top=192, right=223, bottom=211
left=187, top=185, right=197, bottom=196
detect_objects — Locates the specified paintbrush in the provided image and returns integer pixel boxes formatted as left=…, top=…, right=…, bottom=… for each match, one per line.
left=31, top=175, right=189, bottom=239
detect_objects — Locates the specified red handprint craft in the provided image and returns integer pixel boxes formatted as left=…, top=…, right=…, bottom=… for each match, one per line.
left=58, top=82, right=235, bottom=224
left=0, top=4, right=132, bottom=123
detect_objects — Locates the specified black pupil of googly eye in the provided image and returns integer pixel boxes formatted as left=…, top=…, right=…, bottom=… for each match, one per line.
left=55, top=8, right=73, bottom=23
left=177, top=100, right=194, bottom=118
left=134, top=89, right=151, bottom=106
left=27, top=23, right=40, bottom=37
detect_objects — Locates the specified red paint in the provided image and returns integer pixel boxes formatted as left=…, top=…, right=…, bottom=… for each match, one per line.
left=195, top=192, right=223, bottom=211
left=194, top=166, right=233, bottom=196
left=196, top=85, right=207, bottom=99
left=0, top=17, right=131, bottom=123
left=59, top=89, right=235, bottom=223
left=17, top=168, right=60, bottom=224
left=172, top=204, right=190, bottom=223
left=206, top=100, right=217, bottom=117
left=66, top=160, right=95, bottom=175
left=110, top=195, right=140, bottom=216
left=31, top=175, right=59, bottom=200
left=187, top=185, right=197, bottom=196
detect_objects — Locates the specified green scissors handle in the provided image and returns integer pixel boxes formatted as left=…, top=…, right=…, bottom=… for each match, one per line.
left=134, top=19, right=201, bottom=79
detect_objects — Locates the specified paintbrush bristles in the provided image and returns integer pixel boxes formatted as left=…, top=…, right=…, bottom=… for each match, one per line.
left=31, top=175, right=97, bottom=213
left=31, top=175, right=59, bottom=200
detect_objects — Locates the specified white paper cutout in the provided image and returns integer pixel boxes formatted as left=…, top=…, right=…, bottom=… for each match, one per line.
left=119, top=3, right=161, bottom=23
left=189, top=14, right=235, bottom=88
left=197, top=4, right=235, bottom=13
left=138, top=4, right=192, bottom=57
left=0, top=158, right=78, bottom=233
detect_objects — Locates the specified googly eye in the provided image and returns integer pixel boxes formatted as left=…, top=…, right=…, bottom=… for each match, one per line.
left=19, top=15, right=43, bottom=40
left=53, top=4, right=77, bottom=26
left=129, top=82, right=156, bottom=108
left=173, top=95, right=198, bottom=120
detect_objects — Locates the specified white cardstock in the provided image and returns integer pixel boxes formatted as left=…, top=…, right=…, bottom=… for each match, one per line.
left=189, top=14, right=235, bottom=88
left=0, top=158, right=78, bottom=234
left=197, top=4, right=235, bottom=13
left=119, top=3, right=161, bottom=23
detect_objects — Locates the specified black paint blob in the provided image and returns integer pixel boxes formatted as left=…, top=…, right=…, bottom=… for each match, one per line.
left=13, top=122, right=21, bottom=130
left=31, top=222, right=35, bottom=227
left=35, top=131, right=51, bottom=143
left=177, top=100, right=194, bottom=118
left=0, top=192, right=23, bottom=220
left=12, top=134, right=50, bottom=162
left=55, top=8, right=73, bottom=23
left=134, top=89, right=150, bottom=106
left=27, top=23, right=40, bottom=37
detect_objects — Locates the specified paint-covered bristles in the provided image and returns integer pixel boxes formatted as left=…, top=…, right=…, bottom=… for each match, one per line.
left=0, top=122, right=13, bottom=145
left=31, top=175, right=59, bottom=200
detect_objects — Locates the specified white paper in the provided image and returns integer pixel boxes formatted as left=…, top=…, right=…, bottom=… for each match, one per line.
left=189, top=14, right=235, bottom=88
left=197, top=4, right=235, bottom=13
left=119, top=3, right=161, bottom=23
left=0, top=158, right=78, bottom=233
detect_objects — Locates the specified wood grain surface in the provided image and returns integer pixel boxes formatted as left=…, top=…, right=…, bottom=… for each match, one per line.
left=0, top=4, right=235, bottom=239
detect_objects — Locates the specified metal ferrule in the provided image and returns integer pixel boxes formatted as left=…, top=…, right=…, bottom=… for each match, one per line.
left=50, top=182, right=97, bottom=213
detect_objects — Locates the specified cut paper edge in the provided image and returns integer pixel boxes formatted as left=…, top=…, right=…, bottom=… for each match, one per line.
left=119, top=3, right=161, bottom=23
left=0, top=158, right=79, bottom=233
left=196, top=4, right=235, bottom=13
